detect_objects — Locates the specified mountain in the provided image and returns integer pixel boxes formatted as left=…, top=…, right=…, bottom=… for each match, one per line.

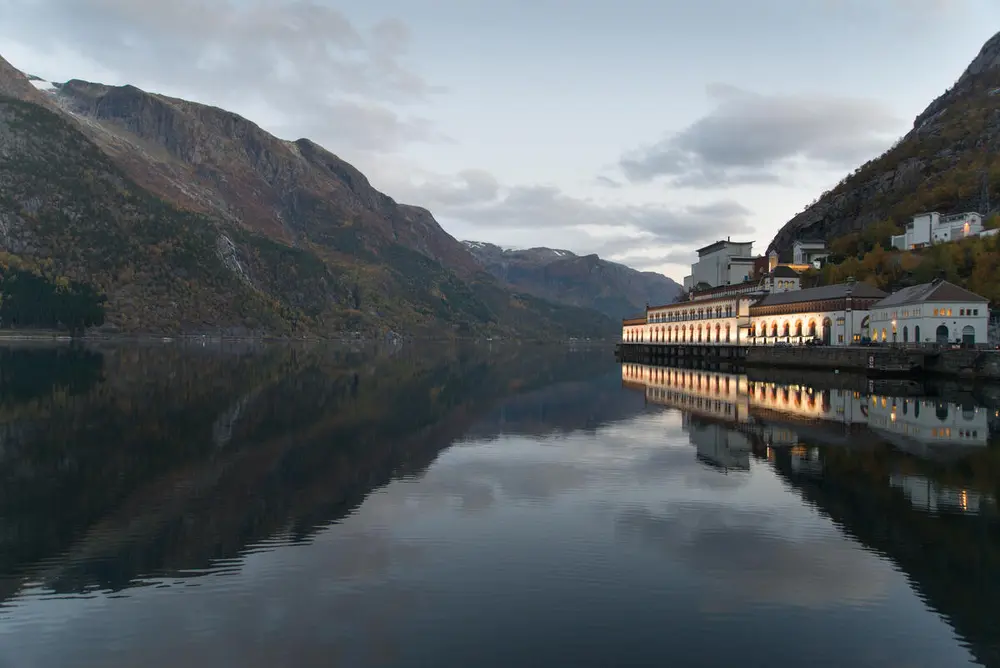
left=0, top=55, right=614, bottom=339
left=462, top=241, right=683, bottom=319
left=769, top=31, right=1000, bottom=256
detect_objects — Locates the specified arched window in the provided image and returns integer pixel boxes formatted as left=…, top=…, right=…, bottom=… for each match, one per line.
left=715, top=324, right=721, bottom=342
left=770, top=322, right=778, bottom=337
left=903, top=326, right=908, bottom=343
left=808, top=321, right=816, bottom=337
left=782, top=322, right=790, bottom=337
left=726, top=324, right=731, bottom=343
left=915, top=325, right=920, bottom=343
left=795, top=320, right=803, bottom=337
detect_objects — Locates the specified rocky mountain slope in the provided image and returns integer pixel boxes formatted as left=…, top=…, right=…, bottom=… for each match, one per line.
left=463, top=241, right=682, bottom=319
left=0, top=55, right=614, bottom=338
left=769, top=30, right=1000, bottom=256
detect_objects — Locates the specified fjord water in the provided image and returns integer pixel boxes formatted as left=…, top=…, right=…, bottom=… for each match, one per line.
left=0, top=345, right=998, bottom=668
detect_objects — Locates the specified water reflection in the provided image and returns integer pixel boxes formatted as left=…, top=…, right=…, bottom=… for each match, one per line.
left=1, top=346, right=999, bottom=667
left=624, top=362, right=1000, bottom=666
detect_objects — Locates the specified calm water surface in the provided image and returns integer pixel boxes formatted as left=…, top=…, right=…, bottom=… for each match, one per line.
left=1, top=343, right=999, bottom=667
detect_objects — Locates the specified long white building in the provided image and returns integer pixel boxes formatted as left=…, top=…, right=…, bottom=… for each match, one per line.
left=623, top=281, right=888, bottom=347
left=624, top=239, right=991, bottom=348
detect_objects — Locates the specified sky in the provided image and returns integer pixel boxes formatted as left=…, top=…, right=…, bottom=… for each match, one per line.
left=1, top=0, right=999, bottom=282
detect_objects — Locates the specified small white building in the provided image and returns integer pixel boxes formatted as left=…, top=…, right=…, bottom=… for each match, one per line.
left=792, top=239, right=829, bottom=266
left=868, top=279, right=989, bottom=345
left=891, top=212, right=984, bottom=250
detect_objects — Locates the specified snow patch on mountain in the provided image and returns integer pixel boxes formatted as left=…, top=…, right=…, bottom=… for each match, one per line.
left=29, top=77, right=56, bottom=92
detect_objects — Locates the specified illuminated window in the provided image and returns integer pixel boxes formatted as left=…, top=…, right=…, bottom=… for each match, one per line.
left=933, top=308, right=939, bottom=316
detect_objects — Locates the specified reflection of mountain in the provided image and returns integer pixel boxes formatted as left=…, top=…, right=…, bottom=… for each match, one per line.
left=463, top=369, right=647, bottom=440
left=769, top=447, right=1000, bottom=668
left=0, top=343, right=619, bottom=603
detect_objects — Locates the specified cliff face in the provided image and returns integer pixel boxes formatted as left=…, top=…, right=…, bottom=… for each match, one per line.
left=463, top=241, right=683, bottom=319
left=0, top=55, right=614, bottom=338
left=51, top=79, right=481, bottom=276
left=769, top=31, right=1000, bottom=256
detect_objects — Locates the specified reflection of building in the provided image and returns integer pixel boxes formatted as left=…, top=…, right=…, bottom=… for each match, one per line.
left=790, top=446, right=824, bottom=477
left=621, top=363, right=750, bottom=423
left=889, top=473, right=989, bottom=514
left=867, top=395, right=989, bottom=459
left=620, top=363, right=990, bottom=454
left=686, top=416, right=751, bottom=471
left=869, top=279, right=989, bottom=346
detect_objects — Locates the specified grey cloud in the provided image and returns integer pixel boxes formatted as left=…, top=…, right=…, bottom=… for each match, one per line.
left=412, top=171, right=755, bottom=248
left=595, top=175, right=623, bottom=188
left=620, top=85, right=901, bottom=187
left=617, top=505, right=890, bottom=609
left=1, top=0, right=442, bottom=153
left=607, top=249, right=696, bottom=271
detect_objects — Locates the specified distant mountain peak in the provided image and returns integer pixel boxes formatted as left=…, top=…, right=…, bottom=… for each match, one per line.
left=963, top=30, right=1000, bottom=78
left=462, top=239, right=681, bottom=319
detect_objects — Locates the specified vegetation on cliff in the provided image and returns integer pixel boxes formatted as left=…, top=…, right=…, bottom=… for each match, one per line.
left=802, top=219, right=1000, bottom=305
left=769, top=31, right=1000, bottom=257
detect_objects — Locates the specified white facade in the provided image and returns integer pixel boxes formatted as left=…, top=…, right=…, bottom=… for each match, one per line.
left=891, top=211, right=984, bottom=250
left=869, top=302, right=988, bottom=344
left=749, top=307, right=869, bottom=346
left=683, top=240, right=754, bottom=290
left=869, top=281, right=989, bottom=345
left=622, top=294, right=757, bottom=345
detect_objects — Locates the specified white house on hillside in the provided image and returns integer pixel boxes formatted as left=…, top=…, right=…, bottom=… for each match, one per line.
left=868, top=279, right=989, bottom=345
left=891, top=212, right=983, bottom=251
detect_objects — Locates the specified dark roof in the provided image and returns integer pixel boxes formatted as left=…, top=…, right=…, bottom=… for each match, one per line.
left=753, top=282, right=887, bottom=308
left=771, top=265, right=802, bottom=278
left=872, top=280, right=988, bottom=308
left=695, top=239, right=754, bottom=256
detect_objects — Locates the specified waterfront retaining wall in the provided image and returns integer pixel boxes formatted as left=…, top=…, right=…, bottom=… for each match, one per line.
left=617, top=342, right=1000, bottom=380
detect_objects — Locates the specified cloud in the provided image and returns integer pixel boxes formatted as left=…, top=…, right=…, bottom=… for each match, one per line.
left=617, top=505, right=891, bottom=609
left=0, top=0, right=442, bottom=153
left=619, top=84, right=901, bottom=188
left=595, top=175, right=623, bottom=189
left=409, top=170, right=755, bottom=250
